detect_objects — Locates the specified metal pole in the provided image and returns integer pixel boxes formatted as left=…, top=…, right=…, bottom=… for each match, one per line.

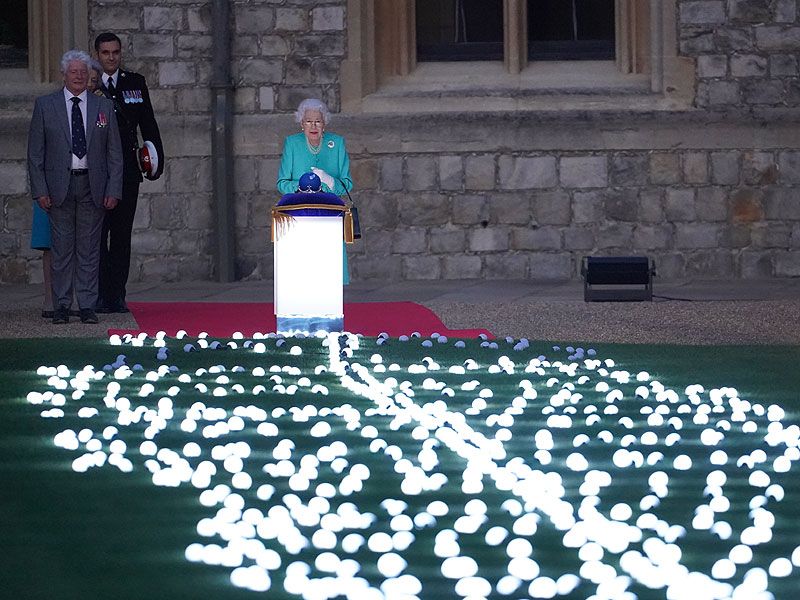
left=211, top=0, right=236, bottom=282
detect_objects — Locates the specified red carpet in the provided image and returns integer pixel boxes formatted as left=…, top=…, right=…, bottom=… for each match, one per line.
left=108, top=302, right=492, bottom=338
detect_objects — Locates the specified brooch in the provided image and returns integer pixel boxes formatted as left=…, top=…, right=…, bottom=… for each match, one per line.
left=327, top=140, right=335, bottom=149
left=96, top=112, right=108, bottom=128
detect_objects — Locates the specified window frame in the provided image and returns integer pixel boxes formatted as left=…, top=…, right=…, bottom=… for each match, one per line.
left=341, top=0, right=693, bottom=112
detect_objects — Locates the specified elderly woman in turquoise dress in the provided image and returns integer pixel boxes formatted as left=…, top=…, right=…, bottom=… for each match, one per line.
left=277, top=98, right=354, bottom=283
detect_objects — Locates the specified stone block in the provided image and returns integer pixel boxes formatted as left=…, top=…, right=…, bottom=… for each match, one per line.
left=675, top=223, right=720, bottom=248
left=572, top=191, right=604, bottom=224
left=312, top=6, right=345, bottom=30
left=177, top=88, right=211, bottom=112
left=764, top=188, right=800, bottom=220
left=742, top=80, right=785, bottom=104
left=468, top=228, right=509, bottom=252
left=743, top=151, right=778, bottom=185
left=484, top=253, right=528, bottom=279
left=696, top=55, right=727, bottom=78
left=184, top=194, right=213, bottom=230
left=294, top=34, right=346, bottom=57
left=770, top=54, right=798, bottom=76
left=682, top=152, right=708, bottom=184
left=0, top=258, right=29, bottom=283
left=178, top=256, right=213, bottom=281
left=649, top=153, right=681, bottom=185
left=0, top=162, right=29, bottom=195
left=731, top=188, right=764, bottom=223
left=276, top=86, right=325, bottom=111
left=679, top=1, right=726, bottom=24
left=633, top=224, right=672, bottom=250
left=134, top=34, right=175, bottom=58
left=140, top=257, right=180, bottom=281
left=453, top=195, right=489, bottom=225
left=511, top=227, right=561, bottom=251
left=563, top=226, right=595, bottom=250
left=706, top=80, right=740, bottom=105
left=144, top=7, right=183, bottom=30
left=730, top=54, right=768, bottom=77
left=696, top=187, right=728, bottom=221
left=439, top=156, right=463, bottom=191
left=430, top=228, right=466, bottom=253
left=403, top=255, right=441, bottom=280
left=236, top=58, right=283, bottom=85
left=351, top=255, right=402, bottom=280
left=312, top=58, right=339, bottom=84
left=0, top=232, right=19, bottom=254
left=720, top=224, right=751, bottom=248
left=399, top=193, right=450, bottom=225
left=286, top=57, right=313, bottom=85
left=751, top=223, right=791, bottom=248
left=167, top=158, right=212, bottom=194
left=5, top=195, right=31, bottom=231
left=560, top=156, right=607, bottom=188
left=465, top=155, right=496, bottom=190
left=259, top=87, right=275, bottom=111
left=276, top=8, right=307, bottom=31
left=754, top=26, right=800, bottom=51
left=775, top=251, right=800, bottom=276
left=350, top=159, right=379, bottom=190
left=177, top=34, right=212, bottom=58
left=489, top=193, right=533, bottom=225
left=236, top=7, right=275, bottom=34
left=442, top=255, right=482, bottom=279
left=498, top=156, right=557, bottom=189
left=738, top=250, right=774, bottom=278
left=639, top=189, right=664, bottom=223
left=233, top=157, right=257, bottom=193
left=257, top=158, right=280, bottom=192
left=685, top=250, right=734, bottom=278
left=603, top=189, right=639, bottom=222
left=665, top=188, right=697, bottom=221
left=775, top=0, right=798, bottom=22
left=171, top=230, right=205, bottom=255
left=680, top=30, right=715, bottom=54
left=132, top=230, right=171, bottom=255
left=234, top=87, right=257, bottom=113
left=653, top=253, right=686, bottom=279
left=133, top=196, right=151, bottom=229
left=392, top=228, right=427, bottom=254
left=148, top=89, right=175, bottom=114
left=187, top=6, right=211, bottom=32
left=534, top=191, right=571, bottom=225
left=261, top=35, right=290, bottom=56
left=710, top=151, right=740, bottom=184
left=405, top=156, right=437, bottom=191
left=233, top=35, right=259, bottom=56
left=596, top=224, right=633, bottom=249
left=159, top=62, right=195, bottom=86
left=528, top=253, right=572, bottom=280
left=380, top=157, right=403, bottom=191
left=92, top=6, right=140, bottom=31
left=610, top=154, right=649, bottom=186
left=779, top=151, right=800, bottom=183
left=729, top=0, right=771, bottom=22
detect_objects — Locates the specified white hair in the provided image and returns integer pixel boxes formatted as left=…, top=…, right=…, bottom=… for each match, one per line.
left=294, top=98, right=331, bottom=125
left=60, top=49, right=92, bottom=74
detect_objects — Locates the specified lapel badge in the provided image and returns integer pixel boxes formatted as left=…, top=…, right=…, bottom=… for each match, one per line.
left=327, top=140, right=335, bottom=149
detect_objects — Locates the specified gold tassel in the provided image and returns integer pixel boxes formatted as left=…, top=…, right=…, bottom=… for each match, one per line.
left=343, top=208, right=354, bottom=244
left=271, top=209, right=295, bottom=242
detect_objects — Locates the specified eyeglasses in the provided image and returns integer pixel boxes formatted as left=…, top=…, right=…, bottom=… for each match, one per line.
left=303, top=120, right=323, bottom=127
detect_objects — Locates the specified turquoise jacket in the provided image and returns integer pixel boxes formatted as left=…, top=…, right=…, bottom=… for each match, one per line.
left=277, top=132, right=354, bottom=196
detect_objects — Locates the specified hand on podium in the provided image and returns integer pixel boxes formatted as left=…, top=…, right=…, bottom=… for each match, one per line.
left=311, top=167, right=335, bottom=191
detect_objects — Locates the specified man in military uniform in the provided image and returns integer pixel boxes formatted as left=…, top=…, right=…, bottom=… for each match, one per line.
left=94, top=32, right=164, bottom=313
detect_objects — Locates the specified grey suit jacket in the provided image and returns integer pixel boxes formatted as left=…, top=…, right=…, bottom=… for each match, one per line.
left=27, top=89, right=123, bottom=207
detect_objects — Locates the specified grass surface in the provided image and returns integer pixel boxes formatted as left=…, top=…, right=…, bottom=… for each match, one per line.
left=1, top=335, right=799, bottom=599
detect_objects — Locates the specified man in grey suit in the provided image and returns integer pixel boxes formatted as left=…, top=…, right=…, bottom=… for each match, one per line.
left=28, top=50, right=123, bottom=324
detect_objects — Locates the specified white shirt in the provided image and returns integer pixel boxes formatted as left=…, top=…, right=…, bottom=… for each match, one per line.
left=64, top=87, right=88, bottom=169
left=104, top=70, right=120, bottom=91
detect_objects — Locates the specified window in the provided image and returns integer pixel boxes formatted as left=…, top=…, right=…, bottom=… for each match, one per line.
left=341, top=0, right=693, bottom=112
left=0, top=0, right=28, bottom=68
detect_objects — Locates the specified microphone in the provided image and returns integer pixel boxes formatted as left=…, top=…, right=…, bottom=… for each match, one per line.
left=337, top=178, right=361, bottom=240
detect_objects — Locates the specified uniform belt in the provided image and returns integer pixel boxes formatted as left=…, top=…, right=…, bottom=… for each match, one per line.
left=71, top=169, right=89, bottom=176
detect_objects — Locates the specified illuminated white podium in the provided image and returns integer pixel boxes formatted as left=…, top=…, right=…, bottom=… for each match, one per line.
left=272, top=192, right=353, bottom=335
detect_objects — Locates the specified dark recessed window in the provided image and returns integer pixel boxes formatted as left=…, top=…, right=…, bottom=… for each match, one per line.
left=0, top=0, right=28, bottom=68
left=528, top=0, right=615, bottom=60
left=416, top=0, right=504, bottom=62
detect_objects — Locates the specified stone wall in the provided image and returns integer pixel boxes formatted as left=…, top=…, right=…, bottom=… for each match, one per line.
left=1, top=0, right=799, bottom=284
